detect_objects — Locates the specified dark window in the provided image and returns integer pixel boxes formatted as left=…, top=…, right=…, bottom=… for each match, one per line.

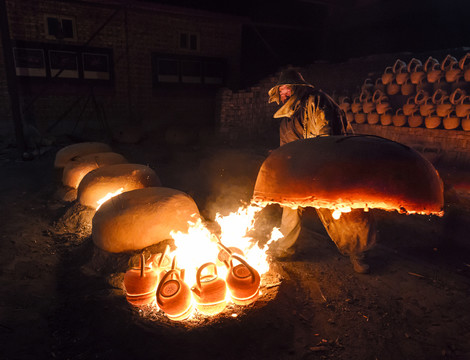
left=62, top=19, right=74, bottom=38
left=46, top=16, right=76, bottom=40
left=153, top=54, right=225, bottom=86
left=47, top=17, right=60, bottom=37
left=179, top=32, right=199, bottom=51
left=158, top=58, right=179, bottom=82
left=180, top=33, right=188, bottom=49
left=181, top=60, right=201, bottom=83
left=189, top=34, right=198, bottom=50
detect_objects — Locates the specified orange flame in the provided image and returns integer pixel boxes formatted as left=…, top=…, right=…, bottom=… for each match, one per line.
left=96, top=187, right=124, bottom=210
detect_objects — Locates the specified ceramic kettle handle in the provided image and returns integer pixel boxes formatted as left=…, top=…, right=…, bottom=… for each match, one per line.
left=196, top=262, right=218, bottom=290
left=229, top=254, right=257, bottom=284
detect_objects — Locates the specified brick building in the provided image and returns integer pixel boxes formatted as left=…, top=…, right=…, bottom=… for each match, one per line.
left=0, top=0, right=245, bottom=146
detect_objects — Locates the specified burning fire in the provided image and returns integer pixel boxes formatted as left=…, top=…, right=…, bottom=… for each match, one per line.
left=332, top=206, right=352, bottom=220
left=96, top=187, right=124, bottom=210
left=170, top=204, right=281, bottom=287
left=127, top=203, right=285, bottom=321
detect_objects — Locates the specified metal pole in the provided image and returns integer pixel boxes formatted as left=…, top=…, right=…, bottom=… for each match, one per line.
left=0, top=0, right=25, bottom=156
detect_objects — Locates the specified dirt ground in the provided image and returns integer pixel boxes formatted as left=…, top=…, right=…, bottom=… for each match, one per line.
left=1, top=134, right=470, bottom=360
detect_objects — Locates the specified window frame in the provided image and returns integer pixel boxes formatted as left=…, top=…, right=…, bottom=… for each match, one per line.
left=44, top=14, right=77, bottom=41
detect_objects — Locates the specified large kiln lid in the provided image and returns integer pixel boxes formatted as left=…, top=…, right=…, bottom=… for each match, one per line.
left=252, top=135, right=444, bottom=215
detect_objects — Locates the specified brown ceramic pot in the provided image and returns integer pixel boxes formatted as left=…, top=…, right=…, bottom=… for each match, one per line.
left=225, top=255, right=260, bottom=306
left=191, top=262, right=227, bottom=316
left=156, top=261, right=193, bottom=321
left=392, top=109, right=407, bottom=127
left=424, top=112, right=442, bottom=129
left=382, top=66, right=394, bottom=85
left=443, top=111, right=460, bottom=130
left=425, top=57, right=442, bottom=83
left=367, top=112, right=380, bottom=125
left=351, top=97, right=362, bottom=113
left=124, top=253, right=159, bottom=307
left=403, top=97, right=418, bottom=116
left=380, top=111, right=393, bottom=126
left=461, top=114, right=470, bottom=131
left=408, top=114, right=423, bottom=128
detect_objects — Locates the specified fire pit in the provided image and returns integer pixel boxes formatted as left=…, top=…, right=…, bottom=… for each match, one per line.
left=115, top=204, right=283, bottom=324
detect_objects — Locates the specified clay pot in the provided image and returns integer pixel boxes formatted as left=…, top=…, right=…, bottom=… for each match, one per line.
left=450, top=88, right=466, bottom=105
left=382, top=66, right=394, bottom=85
left=408, top=58, right=426, bottom=85
left=225, top=255, right=260, bottom=305
left=414, top=89, right=430, bottom=105
left=386, top=81, right=400, bottom=96
left=346, top=111, right=355, bottom=124
left=380, top=111, right=393, bottom=126
left=432, top=89, right=454, bottom=117
left=400, top=79, right=415, bottom=96
left=392, top=108, right=407, bottom=127
left=456, top=96, right=470, bottom=118
left=445, top=63, right=463, bottom=83
left=441, top=54, right=460, bottom=81
left=425, top=57, right=443, bottom=83
left=424, top=112, right=441, bottom=129
left=460, top=53, right=470, bottom=82
left=374, top=78, right=385, bottom=92
left=403, top=97, right=418, bottom=116
left=419, top=96, right=435, bottom=117
left=361, top=78, right=374, bottom=94
left=443, top=111, right=460, bottom=130
left=408, top=113, right=423, bottom=128
left=191, top=262, right=227, bottom=316
left=156, top=260, right=193, bottom=321
left=124, top=253, right=159, bottom=307
left=458, top=53, right=470, bottom=71
left=354, top=112, right=366, bottom=124
left=367, top=112, right=380, bottom=125
left=351, top=97, right=362, bottom=113
left=339, top=96, right=351, bottom=113
left=374, top=93, right=391, bottom=115
left=362, top=97, right=376, bottom=114
left=461, top=114, right=470, bottom=131
left=392, top=59, right=407, bottom=75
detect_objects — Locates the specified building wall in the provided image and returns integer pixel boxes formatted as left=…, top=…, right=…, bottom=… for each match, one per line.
left=0, top=0, right=243, bottom=143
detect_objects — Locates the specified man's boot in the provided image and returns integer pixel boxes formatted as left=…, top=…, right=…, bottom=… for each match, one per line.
left=350, top=253, right=370, bottom=274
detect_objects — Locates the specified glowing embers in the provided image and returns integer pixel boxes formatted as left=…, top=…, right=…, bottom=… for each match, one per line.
left=78, top=163, right=161, bottom=210
left=253, top=135, right=444, bottom=216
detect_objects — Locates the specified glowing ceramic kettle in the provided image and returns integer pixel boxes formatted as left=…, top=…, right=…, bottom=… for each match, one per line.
left=191, top=262, right=227, bottom=316
left=156, top=257, right=193, bottom=321
left=123, top=253, right=159, bottom=307
left=225, top=254, right=260, bottom=306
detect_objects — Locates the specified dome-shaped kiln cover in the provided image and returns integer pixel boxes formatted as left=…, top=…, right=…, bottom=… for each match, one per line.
left=252, top=135, right=444, bottom=215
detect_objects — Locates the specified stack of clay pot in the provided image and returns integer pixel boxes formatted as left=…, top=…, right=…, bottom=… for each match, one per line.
left=344, top=53, right=470, bottom=131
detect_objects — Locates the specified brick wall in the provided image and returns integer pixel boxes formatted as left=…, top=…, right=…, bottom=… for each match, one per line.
left=0, top=0, right=243, bottom=144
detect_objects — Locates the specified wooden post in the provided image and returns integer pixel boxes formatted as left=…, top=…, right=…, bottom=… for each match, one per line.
left=0, top=0, right=25, bottom=156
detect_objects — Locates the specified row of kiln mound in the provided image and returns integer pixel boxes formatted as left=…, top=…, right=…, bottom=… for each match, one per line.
left=54, top=142, right=262, bottom=321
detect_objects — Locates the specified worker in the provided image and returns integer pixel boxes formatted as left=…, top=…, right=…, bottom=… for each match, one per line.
left=267, top=68, right=376, bottom=273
